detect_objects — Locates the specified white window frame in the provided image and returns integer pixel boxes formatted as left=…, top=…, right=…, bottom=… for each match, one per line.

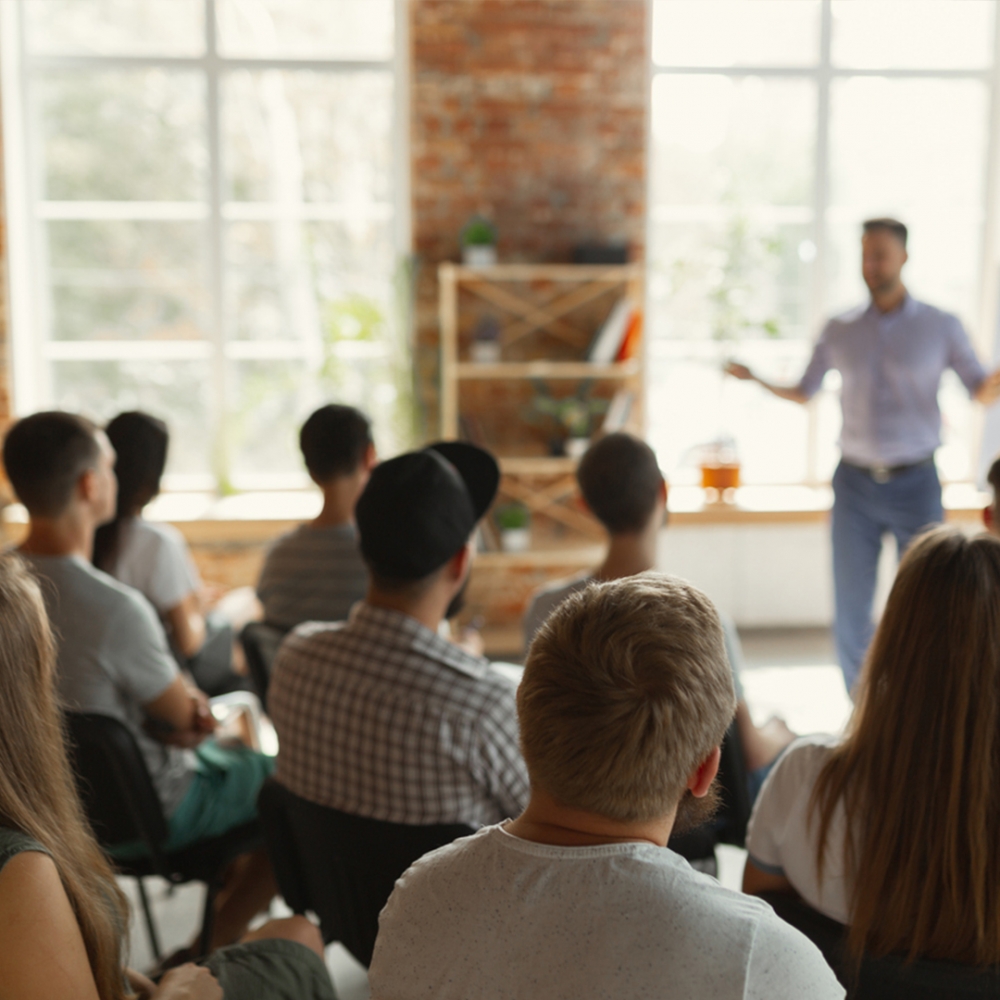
left=647, top=0, right=1000, bottom=486
left=1, top=0, right=411, bottom=492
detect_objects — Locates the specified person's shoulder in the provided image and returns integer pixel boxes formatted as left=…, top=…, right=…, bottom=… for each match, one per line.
left=825, top=302, right=870, bottom=331
left=771, top=733, right=840, bottom=781
left=392, top=826, right=499, bottom=891
left=32, top=554, right=145, bottom=613
left=276, top=619, right=350, bottom=664
left=130, top=517, right=187, bottom=552
left=529, top=572, right=591, bottom=608
left=909, top=298, right=964, bottom=331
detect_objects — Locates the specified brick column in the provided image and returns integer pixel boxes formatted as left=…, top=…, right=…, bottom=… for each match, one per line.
left=410, top=0, right=649, bottom=436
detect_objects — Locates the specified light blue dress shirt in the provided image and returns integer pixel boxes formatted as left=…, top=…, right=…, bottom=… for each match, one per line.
left=797, top=295, right=987, bottom=467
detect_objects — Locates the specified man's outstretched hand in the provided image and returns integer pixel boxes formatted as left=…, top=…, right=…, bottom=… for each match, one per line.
left=975, top=368, right=1000, bottom=406
left=724, top=361, right=754, bottom=381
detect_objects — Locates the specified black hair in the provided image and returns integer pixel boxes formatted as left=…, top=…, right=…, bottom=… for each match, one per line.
left=988, top=454, right=1000, bottom=493
left=862, top=217, right=908, bottom=248
left=3, top=411, right=101, bottom=518
left=577, top=432, right=664, bottom=535
left=299, top=404, right=372, bottom=483
left=92, top=412, right=168, bottom=572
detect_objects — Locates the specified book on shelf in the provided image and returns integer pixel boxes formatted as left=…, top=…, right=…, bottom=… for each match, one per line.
left=600, top=389, right=635, bottom=434
left=615, top=308, right=643, bottom=362
left=586, top=298, right=636, bottom=364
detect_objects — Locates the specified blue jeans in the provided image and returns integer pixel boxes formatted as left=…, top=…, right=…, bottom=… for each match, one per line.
left=831, top=459, right=943, bottom=694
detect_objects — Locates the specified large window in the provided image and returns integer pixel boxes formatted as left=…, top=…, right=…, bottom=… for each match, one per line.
left=649, top=0, right=999, bottom=486
left=2, top=0, right=409, bottom=491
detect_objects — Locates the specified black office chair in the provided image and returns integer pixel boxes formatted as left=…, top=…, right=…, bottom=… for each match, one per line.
left=257, top=777, right=475, bottom=967
left=239, top=622, right=288, bottom=710
left=758, top=891, right=1000, bottom=999
left=668, top=718, right=751, bottom=872
left=65, top=712, right=263, bottom=962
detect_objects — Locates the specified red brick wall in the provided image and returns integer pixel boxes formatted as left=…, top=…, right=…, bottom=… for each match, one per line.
left=410, top=0, right=649, bottom=432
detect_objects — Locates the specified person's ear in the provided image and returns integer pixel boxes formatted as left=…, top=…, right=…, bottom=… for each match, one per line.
left=901, top=249, right=909, bottom=268
left=686, top=745, right=721, bottom=798
left=658, top=477, right=668, bottom=507
left=364, top=442, right=377, bottom=471
left=447, top=540, right=472, bottom=584
left=984, top=503, right=994, bottom=531
left=77, top=467, right=98, bottom=504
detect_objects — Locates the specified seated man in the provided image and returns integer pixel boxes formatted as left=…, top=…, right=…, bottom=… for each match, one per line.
left=524, top=432, right=793, bottom=795
left=3, top=411, right=275, bottom=951
left=257, top=404, right=375, bottom=630
left=269, top=441, right=528, bottom=827
left=370, top=575, right=844, bottom=1000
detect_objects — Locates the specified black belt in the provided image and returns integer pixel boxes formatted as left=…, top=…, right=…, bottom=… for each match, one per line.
left=841, top=456, right=935, bottom=484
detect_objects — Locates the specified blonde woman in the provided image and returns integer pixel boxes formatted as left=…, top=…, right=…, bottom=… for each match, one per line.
left=744, top=525, right=1000, bottom=966
left=0, top=555, right=335, bottom=1000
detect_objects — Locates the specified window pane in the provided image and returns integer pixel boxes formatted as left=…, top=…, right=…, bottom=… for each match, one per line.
left=651, top=76, right=815, bottom=208
left=652, top=0, right=820, bottom=67
left=216, top=0, right=393, bottom=60
left=223, top=70, right=393, bottom=204
left=24, top=0, right=204, bottom=56
left=225, top=219, right=393, bottom=341
left=35, top=71, right=207, bottom=201
left=831, top=1, right=995, bottom=69
left=827, top=77, right=988, bottom=320
left=46, top=220, right=209, bottom=342
left=52, top=360, right=212, bottom=476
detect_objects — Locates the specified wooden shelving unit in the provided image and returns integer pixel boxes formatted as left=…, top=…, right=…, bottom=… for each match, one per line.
left=439, top=262, right=645, bottom=571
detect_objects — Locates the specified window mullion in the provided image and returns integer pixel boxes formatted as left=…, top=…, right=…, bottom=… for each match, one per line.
left=204, top=0, right=228, bottom=492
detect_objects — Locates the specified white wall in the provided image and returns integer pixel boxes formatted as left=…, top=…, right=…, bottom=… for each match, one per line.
left=656, top=522, right=900, bottom=628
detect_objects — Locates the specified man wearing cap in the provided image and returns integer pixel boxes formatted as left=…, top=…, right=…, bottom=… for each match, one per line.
left=268, top=441, right=529, bottom=830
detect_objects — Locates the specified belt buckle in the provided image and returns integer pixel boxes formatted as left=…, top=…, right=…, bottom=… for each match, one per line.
left=871, top=465, right=891, bottom=484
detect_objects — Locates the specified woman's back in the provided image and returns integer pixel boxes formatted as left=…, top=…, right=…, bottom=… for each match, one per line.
left=747, top=526, right=1000, bottom=965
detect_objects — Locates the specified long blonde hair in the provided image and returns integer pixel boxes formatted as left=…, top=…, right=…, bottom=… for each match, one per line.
left=0, top=555, right=131, bottom=999
left=811, top=526, right=1000, bottom=964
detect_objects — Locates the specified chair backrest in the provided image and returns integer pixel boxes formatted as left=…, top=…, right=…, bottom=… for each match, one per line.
left=239, top=622, right=287, bottom=709
left=64, top=711, right=169, bottom=857
left=757, top=891, right=1000, bottom=999
left=258, top=777, right=475, bottom=968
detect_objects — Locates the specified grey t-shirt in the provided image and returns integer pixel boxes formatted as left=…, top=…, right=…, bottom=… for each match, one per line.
left=111, top=516, right=201, bottom=615
left=24, top=554, right=196, bottom=816
left=370, top=825, right=845, bottom=1000
left=524, top=572, right=745, bottom=701
left=257, top=523, right=368, bottom=630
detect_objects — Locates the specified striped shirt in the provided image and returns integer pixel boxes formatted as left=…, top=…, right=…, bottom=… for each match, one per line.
left=257, top=523, right=368, bottom=630
left=269, top=602, right=529, bottom=827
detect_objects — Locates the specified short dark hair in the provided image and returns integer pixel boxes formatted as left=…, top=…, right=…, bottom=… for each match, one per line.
left=863, top=217, right=908, bottom=248
left=988, top=454, right=1000, bottom=493
left=299, top=405, right=372, bottom=482
left=3, top=412, right=101, bottom=517
left=577, top=432, right=664, bottom=534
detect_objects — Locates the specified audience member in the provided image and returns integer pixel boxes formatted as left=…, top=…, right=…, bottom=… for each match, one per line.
left=983, top=453, right=1000, bottom=535
left=257, top=404, right=374, bottom=630
left=3, top=411, right=275, bottom=951
left=269, top=441, right=528, bottom=827
left=744, top=525, right=1000, bottom=967
left=370, top=574, right=844, bottom=999
left=0, top=553, right=336, bottom=1000
left=524, top=432, right=794, bottom=795
left=93, top=411, right=245, bottom=696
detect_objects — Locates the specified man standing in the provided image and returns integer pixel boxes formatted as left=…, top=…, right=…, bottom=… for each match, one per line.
left=727, top=218, right=1000, bottom=692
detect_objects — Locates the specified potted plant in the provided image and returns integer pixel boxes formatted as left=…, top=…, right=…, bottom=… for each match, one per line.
left=529, top=380, right=608, bottom=457
left=461, top=216, right=498, bottom=267
left=470, top=314, right=502, bottom=364
left=495, top=501, right=531, bottom=552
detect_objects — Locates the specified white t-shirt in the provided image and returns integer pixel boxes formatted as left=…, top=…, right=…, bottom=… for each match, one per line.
left=111, top=517, right=201, bottom=615
left=746, top=734, right=851, bottom=925
left=369, top=825, right=844, bottom=1000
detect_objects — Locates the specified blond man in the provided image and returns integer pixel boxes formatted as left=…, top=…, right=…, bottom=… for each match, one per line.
left=369, top=575, right=844, bottom=1000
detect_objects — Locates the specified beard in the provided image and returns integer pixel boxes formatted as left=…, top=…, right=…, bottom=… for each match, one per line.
left=444, top=578, right=470, bottom=621
left=671, top=780, right=722, bottom=836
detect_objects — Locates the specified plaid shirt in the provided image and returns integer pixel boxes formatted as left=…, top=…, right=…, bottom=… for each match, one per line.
left=269, top=602, right=529, bottom=827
